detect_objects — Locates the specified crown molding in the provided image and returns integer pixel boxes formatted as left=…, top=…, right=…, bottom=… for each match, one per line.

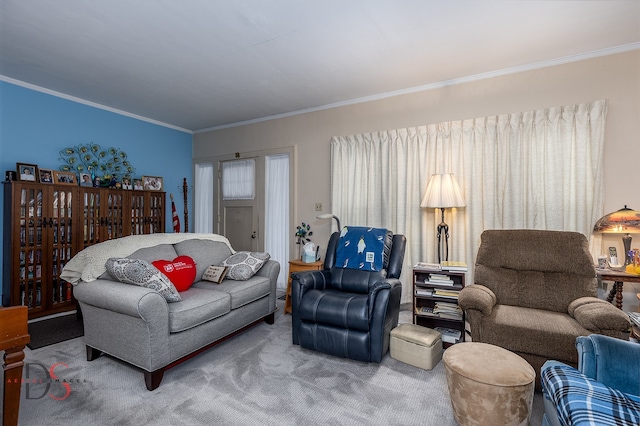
left=196, top=42, right=640, bottom=133
left=0, top=75, right=193, bottom=134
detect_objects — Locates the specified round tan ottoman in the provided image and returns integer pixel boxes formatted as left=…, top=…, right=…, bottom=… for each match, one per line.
left=443, top=342, right=535, bottom=426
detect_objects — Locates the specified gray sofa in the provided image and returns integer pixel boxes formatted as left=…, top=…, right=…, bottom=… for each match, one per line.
left=68, top=234, right=279, bottom=390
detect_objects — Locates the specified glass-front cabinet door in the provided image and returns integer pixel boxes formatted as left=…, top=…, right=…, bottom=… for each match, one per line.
left=3, top=182, right=78, bottom=318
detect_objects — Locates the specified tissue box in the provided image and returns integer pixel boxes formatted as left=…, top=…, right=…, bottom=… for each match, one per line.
left=302, top=252, right=316, bottom=263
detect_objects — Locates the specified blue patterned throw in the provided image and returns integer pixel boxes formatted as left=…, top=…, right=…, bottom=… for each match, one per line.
left=334, top=226, right=388, bottom=271
left=542, top=363, right=640, bottom=426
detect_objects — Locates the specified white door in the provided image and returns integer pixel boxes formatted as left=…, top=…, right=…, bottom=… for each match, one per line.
left=218, top=158, right=260, bottom=251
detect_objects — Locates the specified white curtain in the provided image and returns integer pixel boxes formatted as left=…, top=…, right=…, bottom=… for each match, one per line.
left=194, top=162, right=214, bottom=233
left=222, top=159, right=255, bottom=200
left=265, top=154, right=290, bottom=290
left=331, top=100, right=607, bottom=303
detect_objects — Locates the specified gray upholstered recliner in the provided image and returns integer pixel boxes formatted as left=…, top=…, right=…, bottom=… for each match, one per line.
left=458, top=229, right=630, bottom=388
left=291, top=227, right=406, bottom=362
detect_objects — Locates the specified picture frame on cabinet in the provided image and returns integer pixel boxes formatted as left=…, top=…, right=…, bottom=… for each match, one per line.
left=133, top=178, right=144, bottom=190
left=53, top=170, right=77, bottom=186
left=39, top=168, right=54, bottom=184
left=121, top=176, right=133, bottom=190
left=142, top=175, right=163, bottom=191
left=16, top=162, right=38, bottom=182
left=79, top=172, right=93, bottom=187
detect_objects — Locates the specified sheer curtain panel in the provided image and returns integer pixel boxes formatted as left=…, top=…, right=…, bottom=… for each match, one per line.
left=265, top=154, right=290, bottom=290
left=194, top=162, right=214, bottom=233
left=331, top=100, right=607, bottom=302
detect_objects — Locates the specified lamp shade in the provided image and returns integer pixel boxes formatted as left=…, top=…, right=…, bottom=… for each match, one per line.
left=593, top=206, right=640, bottom=233
left=420, top=173, right=466, bottom=208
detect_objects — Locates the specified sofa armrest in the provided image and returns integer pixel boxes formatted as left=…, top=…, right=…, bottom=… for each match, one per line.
left=254, top=259, right=280, bottom=290
left=568, top=297, right=630, bottom=333
left=458, top=284, right=497, bottom=316
left=73, top=279, right=169, bottom=321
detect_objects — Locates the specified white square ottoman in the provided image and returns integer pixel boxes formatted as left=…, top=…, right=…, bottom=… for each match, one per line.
left=390, top=323, right=442, bottom=370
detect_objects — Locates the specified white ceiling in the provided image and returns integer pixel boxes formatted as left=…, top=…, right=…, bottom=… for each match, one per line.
left=1, top=1, right=639, bottom=133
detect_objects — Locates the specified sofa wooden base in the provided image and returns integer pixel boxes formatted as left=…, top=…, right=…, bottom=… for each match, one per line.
left=86, top=311, right=276, bottom=391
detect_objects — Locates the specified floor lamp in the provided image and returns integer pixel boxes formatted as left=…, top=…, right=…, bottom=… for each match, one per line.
left=421, top=173, right=466, bottom=263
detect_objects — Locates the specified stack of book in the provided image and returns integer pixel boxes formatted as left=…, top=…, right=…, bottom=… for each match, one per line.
left=433, top=288, right=460, bottom=299
left=424, top=273, right=455, bottom=286
left=414, top=288, right=433, bottom=297
left=434, top=326, right=462, bottom=344
left=441, top=261, right=468, bottom=272
left=433, top=301, right=463, bottom=320
left=414, top=262, right=441, bottom=271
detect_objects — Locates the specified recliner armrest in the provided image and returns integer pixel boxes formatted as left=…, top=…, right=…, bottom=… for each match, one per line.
left=368, top=279, right=399, bottom=319
left=577, top=334, right=640, bottom=396
left=568, top=297, right=630, bottom=333
left=458, top=284, right=496, bottom=316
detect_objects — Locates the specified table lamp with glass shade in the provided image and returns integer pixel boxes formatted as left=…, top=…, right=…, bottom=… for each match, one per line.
left=420, top=173, right=466, bottom=263
left=593, top=205, right=640, bottom=265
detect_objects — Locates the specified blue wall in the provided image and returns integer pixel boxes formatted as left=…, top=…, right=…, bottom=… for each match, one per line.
left=0, top=81, right=193, bottom=303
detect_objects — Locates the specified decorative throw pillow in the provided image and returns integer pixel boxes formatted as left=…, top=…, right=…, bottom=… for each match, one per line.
left=104, top=258, right=182, bottom=302
left=222, top=252, right=270, bottom=281
left=201, top=265, right=229, bottom=284
left=152, top=256, right=197, bottom=292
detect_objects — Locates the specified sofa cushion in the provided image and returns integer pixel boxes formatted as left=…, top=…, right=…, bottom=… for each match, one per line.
left=167, top=287, right=231, bottom=332
left=152, top=256, right=197, bottom=292
left=174, top=239, right=233, bottom=280
left=201, top=265, right=228, bottom=284
left=298, top=288, right=370, bottom=332
left=129, top=244, right=179, bottom=263
left=475, top=304, right=587, bottom=363
left=192, top=274, right=271, bottom=309
left=104, top=258, right=182, bottom=302
left=222, top=251, right=270, bottom=280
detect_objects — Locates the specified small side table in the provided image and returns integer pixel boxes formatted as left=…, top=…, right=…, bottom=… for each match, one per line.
left=596, top=269, right=640, bottom=310
left=285, top=259, right=323, bottom=314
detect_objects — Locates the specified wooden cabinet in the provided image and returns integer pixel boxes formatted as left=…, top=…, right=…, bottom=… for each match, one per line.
left=413, top=267, right=466, bottom=347
left=2, top=181, right=165, bottom=319
left=77, top=188, right=164, bottom=251
left=285, top=259, right=323, bottom=314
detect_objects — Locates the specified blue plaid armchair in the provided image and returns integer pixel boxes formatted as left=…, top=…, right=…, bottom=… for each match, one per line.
left=541, top=334, right=640, bottom=426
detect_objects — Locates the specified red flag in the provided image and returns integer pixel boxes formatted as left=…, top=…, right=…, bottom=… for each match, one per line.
left=170, top=193, right=181, bottom=233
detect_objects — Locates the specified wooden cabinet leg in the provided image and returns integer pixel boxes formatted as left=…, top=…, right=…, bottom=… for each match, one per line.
left=3, top=346, right=26, bottom=426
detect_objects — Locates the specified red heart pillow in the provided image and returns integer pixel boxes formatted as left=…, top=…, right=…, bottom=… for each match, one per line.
left=152, top=256, right=196, bottom=292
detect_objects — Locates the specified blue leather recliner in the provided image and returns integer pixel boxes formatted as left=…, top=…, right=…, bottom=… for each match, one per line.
left=541, top=334, right=640, bottom=426
left=291, top=227, right=406, bottom=362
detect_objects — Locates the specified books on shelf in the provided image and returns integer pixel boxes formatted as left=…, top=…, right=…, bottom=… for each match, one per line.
left=433, top=289, right=460, bottom=299
left=629, top=311, right=640, bottom=328
left=415, top=303, right=462, bottom=321
left=424, top=273, right=455, bottom=286
left=414, top=262, right=441, bottom=271
left=415, top=288, right=433, bottom=297
left=440, top=261, right=468, bottom=272
left=435, top=326, right=462, bottom=344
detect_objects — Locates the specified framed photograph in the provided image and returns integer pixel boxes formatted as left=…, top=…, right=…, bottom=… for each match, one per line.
left=121, top=176, right=133, bottom=190
left=79, top=172, right=93, bottom=187
left=142, top=175, right=163, bottom=191
left=16, top=163, right=38, bottom=182
left=133, top=178, right=144, bottom=190
left=39, top=168, right=54, bottom=184
left=53, top=170, right=77, bottom=186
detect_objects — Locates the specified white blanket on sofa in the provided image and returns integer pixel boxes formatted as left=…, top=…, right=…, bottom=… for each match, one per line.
left=61, top=233, right=234, bottom=285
